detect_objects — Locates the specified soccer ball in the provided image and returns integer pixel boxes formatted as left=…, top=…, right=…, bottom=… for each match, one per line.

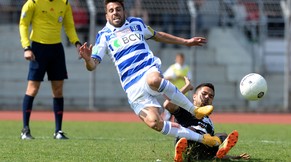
left=240, top=73, right=268, bottom=101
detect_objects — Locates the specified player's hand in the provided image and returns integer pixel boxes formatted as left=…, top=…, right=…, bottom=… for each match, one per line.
left=184, top=76, right=194, bottom=91
left=239, top=153, right=250, bottom=160
left=230, top=153, right=250, bottom=160
left=186, top=37, right=207, bottom=46
left=24, top=50, right=35, bottom=61
left=79, top=42, right=93, bottom=61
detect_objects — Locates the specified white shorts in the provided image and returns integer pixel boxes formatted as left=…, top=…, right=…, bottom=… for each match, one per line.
left=126, top=67, right=163, bottom=115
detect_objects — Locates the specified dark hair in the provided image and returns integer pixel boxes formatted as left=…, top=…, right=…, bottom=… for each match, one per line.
left=176, top=53, right=184, bottom=58
left=104, top=0, right=125, bottom=12
left=195, top=83, right=215, bottom=96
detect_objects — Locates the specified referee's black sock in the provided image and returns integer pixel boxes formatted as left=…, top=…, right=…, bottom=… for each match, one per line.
left=22, top=94, right=34, bottom=128
left=53, top=97, right=64, bottom=132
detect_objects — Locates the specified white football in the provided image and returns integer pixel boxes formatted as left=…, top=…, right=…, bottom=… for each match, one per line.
left=240, top=73, right=268, bottom=101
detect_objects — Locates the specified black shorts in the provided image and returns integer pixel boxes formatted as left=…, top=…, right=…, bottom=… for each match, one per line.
left=28, top=41, right=68, bottom=81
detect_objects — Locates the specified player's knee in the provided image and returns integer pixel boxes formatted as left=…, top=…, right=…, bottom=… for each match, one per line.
left=51, top=85, right=64, bottom=97
left=52, top=88, right=63, bottom=98
left=26, top=81, right=40, bottom=96
left=146, top=72, right=162, bottom=89
left=26, top=89, right=38, bottom=97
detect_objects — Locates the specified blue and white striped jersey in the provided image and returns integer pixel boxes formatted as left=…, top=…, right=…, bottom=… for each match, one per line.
left=91, top=17, right=161, bottom=91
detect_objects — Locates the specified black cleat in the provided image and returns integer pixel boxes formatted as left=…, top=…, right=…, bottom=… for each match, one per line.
left=54, top=130, right=69, bottom=140
left=21, top=127, right=35, bottom=140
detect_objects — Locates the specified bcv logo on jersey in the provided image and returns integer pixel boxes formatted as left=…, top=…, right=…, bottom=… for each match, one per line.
left=110, top=33, right=144, bottom=50
left=121, top=33, right=143, bottom=44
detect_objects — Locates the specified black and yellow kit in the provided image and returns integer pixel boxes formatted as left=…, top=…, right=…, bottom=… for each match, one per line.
left=19, top=0, right=80, bottom=48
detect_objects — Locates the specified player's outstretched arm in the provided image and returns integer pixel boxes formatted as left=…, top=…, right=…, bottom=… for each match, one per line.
left=79, top=42, right=98, bottom=71
left=153, top=31, right=207, bottom=47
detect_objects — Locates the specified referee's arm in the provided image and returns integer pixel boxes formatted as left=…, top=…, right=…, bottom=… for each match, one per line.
left=19, top=1, right=35, bottom=48
left=63, top=2, right=80, bottom=46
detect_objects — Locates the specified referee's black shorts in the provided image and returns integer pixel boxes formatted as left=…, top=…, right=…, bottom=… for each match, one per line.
left=27, top=41, right=68, bottom=81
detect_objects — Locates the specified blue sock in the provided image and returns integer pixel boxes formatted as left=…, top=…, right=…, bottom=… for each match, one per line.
left=22, top=95, right=34, bottom=128
left=53, top=97, right=64, bottom=133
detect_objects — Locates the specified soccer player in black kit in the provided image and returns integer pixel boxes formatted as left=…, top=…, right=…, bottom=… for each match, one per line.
left=163, top=77, right=250, bottom=161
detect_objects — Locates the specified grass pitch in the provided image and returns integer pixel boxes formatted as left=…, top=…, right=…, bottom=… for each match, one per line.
left=0, top=121, right=290, bottom=162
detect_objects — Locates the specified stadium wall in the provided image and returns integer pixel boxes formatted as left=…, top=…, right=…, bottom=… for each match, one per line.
left=0, top=0, right=287, bottom=112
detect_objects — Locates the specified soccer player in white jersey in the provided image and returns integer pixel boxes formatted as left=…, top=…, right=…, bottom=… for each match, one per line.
left=79, top=0, right=221, bottom=147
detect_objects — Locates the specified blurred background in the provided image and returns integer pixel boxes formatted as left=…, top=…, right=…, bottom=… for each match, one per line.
left=0, top=0, right=290, bottom=113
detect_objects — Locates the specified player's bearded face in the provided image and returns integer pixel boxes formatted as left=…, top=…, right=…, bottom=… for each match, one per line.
left=106, top=2, right=126, bottom=27
left=194, top=87, right=214, bottom=107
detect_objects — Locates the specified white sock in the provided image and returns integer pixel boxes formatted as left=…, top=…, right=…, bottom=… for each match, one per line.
left=161, top=121, right=202, bottom=142
left=158, top=79, right=195, bottom=114
left=163, top=109, right=172, bottom=121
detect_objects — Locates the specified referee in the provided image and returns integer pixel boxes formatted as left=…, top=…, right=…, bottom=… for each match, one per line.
left=19, top=0, right=82, bottom=140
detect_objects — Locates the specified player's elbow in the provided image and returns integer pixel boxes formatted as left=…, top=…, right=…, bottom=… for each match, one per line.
left=86, top=64, right=96, bottom=71
left=86, top=66, right=96, bottom=71
left=87, top=67, right=94, bottom=71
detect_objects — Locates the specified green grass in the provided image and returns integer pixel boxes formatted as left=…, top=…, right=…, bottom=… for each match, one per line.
left=0, top=121, right=290, bottom=162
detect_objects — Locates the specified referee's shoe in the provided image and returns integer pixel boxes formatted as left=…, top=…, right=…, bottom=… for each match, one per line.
left=54, top=130, right=69, bottom=140
left=21, top=126, right=34, bottom=140
left=216, top=130, right=239, bottom=159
